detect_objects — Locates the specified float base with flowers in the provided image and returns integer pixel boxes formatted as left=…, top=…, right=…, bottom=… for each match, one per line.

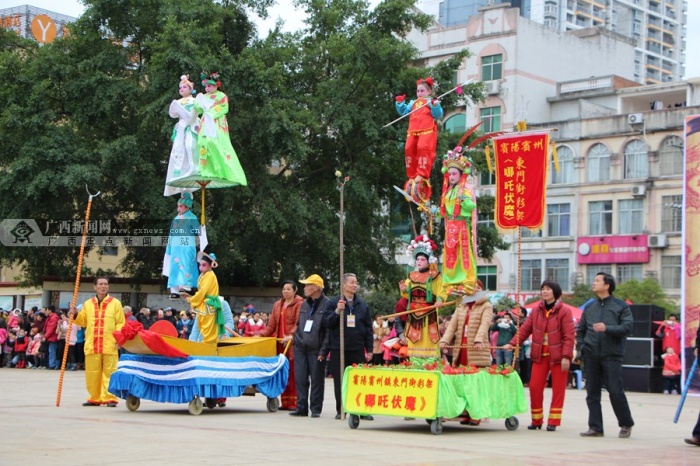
left=342, top=359, right=526, bottom=434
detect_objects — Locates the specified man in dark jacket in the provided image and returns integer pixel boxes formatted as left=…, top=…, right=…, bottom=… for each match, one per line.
left=323, top=273, right=373, bottom=420
left=290, top=274, right=329, bottom=418
left=577, top=272, right=635, bottom=438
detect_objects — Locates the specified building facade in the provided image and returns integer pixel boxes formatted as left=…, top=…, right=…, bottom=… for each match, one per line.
left=0, top=4, right=75, bottom=44
left=437, top=0, right=688, bottom=84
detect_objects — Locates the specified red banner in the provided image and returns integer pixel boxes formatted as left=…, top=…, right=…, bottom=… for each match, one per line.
left=494, top=132, right=549, bottom=229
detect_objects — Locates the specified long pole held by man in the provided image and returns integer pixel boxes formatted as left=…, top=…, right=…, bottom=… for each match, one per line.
left=336, top=171, right=348, bottom=420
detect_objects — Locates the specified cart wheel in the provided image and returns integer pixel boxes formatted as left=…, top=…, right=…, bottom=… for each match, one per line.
left=266, top=397, right=280, bottom=413
left=125, top=395, right=140, bottom=412
left=205, top=398, right=217, bottom=409
left=505, top=416, right=519, bottom=431
left=430, top=419, right=443, bottom=435
left=188, top=397, right=203, bottom=416
left=348, top=414, right=360, bottom=429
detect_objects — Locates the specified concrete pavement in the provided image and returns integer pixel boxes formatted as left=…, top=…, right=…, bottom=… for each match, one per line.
left=1, top=367, right=699, bottom=465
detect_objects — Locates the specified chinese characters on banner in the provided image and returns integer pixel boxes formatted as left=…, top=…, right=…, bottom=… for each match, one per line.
left=343, top=368, right=439, bottom=417
left=494, top=132, right=549, bottom=229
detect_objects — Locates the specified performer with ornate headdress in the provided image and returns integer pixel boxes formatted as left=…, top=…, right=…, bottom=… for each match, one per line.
left=399, top=235, right=446, bottom=358
left=395, top=77, right=443, bottom=203
left=440, top=146, right=478, bottom=296
left=162, top=192, right=199, bottom=299
left=164, top=75, right=200, bottom=196
left=182, top=251, right=225, bottom=345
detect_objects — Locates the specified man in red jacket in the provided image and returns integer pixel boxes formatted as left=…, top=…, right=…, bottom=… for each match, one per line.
left=42, top=305, right=60, bottom=370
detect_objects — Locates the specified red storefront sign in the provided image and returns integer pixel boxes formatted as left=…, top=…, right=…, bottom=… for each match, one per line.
left=494, top=132, right=549, bottom=229
left=576, top=235, right=650, bottom=264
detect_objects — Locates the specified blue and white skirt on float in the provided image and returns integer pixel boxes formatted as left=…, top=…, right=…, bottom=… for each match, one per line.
left=108, top=353, right=289, bottom=404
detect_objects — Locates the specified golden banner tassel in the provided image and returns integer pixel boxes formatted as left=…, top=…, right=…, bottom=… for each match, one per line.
left=485, top=144, right=494, bottom=173
left=551, top=141, right=560, bottom=173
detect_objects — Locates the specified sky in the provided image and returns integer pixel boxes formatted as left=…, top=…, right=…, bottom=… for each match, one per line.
left=1, top=0, right=698, bottom=77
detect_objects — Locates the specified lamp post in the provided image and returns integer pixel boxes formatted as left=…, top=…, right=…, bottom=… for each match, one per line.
left=336, top=170, right=349, bottom=420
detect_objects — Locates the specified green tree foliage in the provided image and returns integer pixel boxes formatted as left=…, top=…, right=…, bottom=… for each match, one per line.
left=614, top=278, right=678, bottom=314
left=562, top=283, right=593, bottom=308
left=0, top=0, right=488, bottom=291
left=493, top=295, right=518, bottom=313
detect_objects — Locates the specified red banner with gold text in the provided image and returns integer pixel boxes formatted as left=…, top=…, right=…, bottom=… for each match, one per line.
left=494, top=132, right=549, bottom=229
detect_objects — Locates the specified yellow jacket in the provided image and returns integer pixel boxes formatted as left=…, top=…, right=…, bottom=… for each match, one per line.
left=74, top=295, right=125, bottom=355
left=189, top=270, right=219, bottom=315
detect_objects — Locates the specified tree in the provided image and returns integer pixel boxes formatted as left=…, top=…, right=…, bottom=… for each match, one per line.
left=614, top=278, right=678, bottom=314
left=0, top=0, right=484, bottom=291
left=563, top=283, right=593, bottom=308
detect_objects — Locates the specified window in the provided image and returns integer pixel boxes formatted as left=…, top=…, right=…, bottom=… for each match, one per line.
left=552, top=146, right=575, bottom=184
left=521, top=227, right=542, bottom=238
left=587, top=143, right=610, bottom=182
left=587, top=265, right=612, bottom=286
left=661, top=194, right=682, bottom=232
left=521, top=260, right=542, bottom=291
left=589, top=200, right=613, bottom=235
left=545, top=259, right=570, bottom=290
left=481, top=54, right=503, bottom=81
left=624, top=139, right=649, bottom=179
left=659, top=136, right=683, bottom=176
left=478, top=210, right=496, bottom=230
left=661, top=256, right=681, bottom=289
left=444, top=113, right=466, bottom=134
left=547, top=203, right=571, bottom=236
left=480, top=106, right=501, bottom=132
left=477, top=265, right=498, bottom=291
left=617, top=264, right=643, bottom=283
left=480, top=171, right=496, bottom=185
left=618, top=199, right=644, bottom=234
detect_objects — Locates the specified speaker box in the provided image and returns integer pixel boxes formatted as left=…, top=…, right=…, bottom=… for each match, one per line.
left=629, top=304, right=665, bottom=323
left=631, top=321, right=656, bottom=338
left=621, top=366, right=664, bottom=393
left=622, top=338, right=662, bottom=366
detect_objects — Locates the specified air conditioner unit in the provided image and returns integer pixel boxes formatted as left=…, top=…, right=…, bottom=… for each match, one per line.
left=484, top=80, right=501, bottom=95
left=628, top=113, right=644, bottom=124
left=631, top=185, right=646, bottom=197
left=648, top=234, right=668, bottom=248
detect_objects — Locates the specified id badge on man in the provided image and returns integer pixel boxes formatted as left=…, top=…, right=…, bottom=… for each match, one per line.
left=304, top=320, right=313, bottom=333
left=347, top=314, right=356, bottom=328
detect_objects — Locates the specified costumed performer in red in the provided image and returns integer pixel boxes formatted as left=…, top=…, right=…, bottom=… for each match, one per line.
left=70, top=277, right=125, bottom=407
left=399, top=235, right=446, bottom=358
left=258, top=281, right=304, bottom=410
left=395, top=77, right=443, bottom=203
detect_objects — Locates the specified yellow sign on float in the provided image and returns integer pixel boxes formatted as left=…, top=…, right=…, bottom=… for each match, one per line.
left=343, top=367, right=439, bottom=418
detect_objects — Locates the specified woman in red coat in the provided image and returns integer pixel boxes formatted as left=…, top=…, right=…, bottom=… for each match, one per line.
left=504, top=280, right=575, bottom=431
left=259, top=281, right=304, bottom=410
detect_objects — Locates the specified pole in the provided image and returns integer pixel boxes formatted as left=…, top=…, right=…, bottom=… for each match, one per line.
left=56, top=185, right=100, bottom=407
left=674, top=356, right=698, bottom=423
left=337, top=172, right=349, bottom=420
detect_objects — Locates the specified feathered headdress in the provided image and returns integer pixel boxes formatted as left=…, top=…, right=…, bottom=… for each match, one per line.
left=406, top=235, right=439, bottom=266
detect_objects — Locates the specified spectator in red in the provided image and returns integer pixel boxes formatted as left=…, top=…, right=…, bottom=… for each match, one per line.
left=42, top=305, right=60, bottom=370
left=656, top=314, right=681, bottom=356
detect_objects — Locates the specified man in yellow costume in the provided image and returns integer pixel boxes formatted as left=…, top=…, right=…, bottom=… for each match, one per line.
left=71, top=277, right=125, bottom=407
left=183, top=251, right=224, bottom=345
left=399, top=235, right=446, bottom=358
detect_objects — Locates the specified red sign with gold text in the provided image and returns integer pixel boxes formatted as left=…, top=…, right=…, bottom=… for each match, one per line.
left=494, top=132, right=549, bottom=229
left=342, top=367, right=439, bottom=417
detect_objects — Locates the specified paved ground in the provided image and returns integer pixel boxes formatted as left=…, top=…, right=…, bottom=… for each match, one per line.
left=1, top=368, right=699, bottom=466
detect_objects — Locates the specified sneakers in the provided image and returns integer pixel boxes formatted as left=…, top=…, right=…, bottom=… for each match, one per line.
left=619, top=426, right=632, bottom=438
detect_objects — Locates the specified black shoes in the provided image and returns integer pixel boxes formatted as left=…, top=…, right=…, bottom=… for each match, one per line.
left=334, top=413, right=341, bottom=420
left=684, top=437, right=700, bottom=446
left=546, top=425, right=556, bottom=431
left=82, top=402, right=100, bottom=407
left=580, top=429, right=604, bottom=437
left=619, top=426, right=632, bottom=438
left=527, top=424, right=542, bottom=430
left=311, top=413, right=320, bottom=418
left=289, top=410, right=308, bottom=417
left=106, top=402, right=117, bottom=408
left=359, top=415, right=374, bottom=421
